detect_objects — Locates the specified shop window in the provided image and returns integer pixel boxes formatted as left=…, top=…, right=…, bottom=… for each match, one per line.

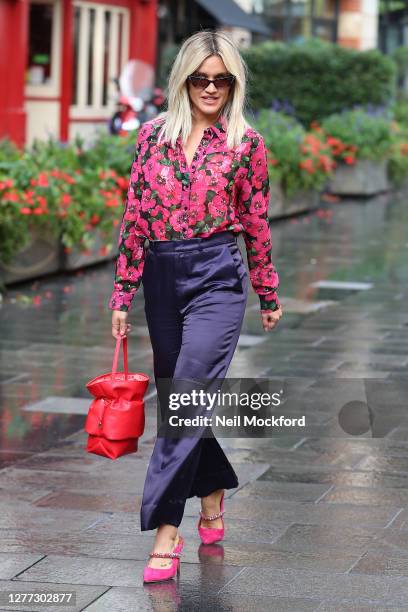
left=28, top=3, right=52, bottom=84
left=263, top=0, right=338, bottom=42
left=26, top=0, right=60, bottom=94
left=71, top=1, right=129, bottom=116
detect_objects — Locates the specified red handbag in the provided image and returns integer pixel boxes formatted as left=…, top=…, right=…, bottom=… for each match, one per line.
left=84, top=336, right=150, bottom=459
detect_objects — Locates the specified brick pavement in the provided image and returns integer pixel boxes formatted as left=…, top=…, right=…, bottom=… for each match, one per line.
left=1, top=190, right=408, bottom=610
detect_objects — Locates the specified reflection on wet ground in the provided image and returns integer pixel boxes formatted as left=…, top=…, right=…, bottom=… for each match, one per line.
left=1, top=190, right=408, bottom=609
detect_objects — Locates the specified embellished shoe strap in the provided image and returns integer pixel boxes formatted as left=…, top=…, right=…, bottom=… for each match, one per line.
left=199, top=509, right=225, bottom=521
left=149, top=551, right=181, bottom=559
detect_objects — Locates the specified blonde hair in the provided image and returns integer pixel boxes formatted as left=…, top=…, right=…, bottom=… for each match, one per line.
left=154, top=29, right=251, bottom=150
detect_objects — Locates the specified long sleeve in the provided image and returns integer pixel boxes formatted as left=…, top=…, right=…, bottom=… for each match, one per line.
left=108, top=126, right=148, bottom=312
left=237, top=132, right=280, bottom=312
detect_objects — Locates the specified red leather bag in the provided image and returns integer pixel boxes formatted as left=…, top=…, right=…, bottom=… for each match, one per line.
left=84, top=336, right=149, bottom=459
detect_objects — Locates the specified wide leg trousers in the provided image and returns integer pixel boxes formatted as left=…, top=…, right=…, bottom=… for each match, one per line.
left=140, top=230, right=249, bottom=531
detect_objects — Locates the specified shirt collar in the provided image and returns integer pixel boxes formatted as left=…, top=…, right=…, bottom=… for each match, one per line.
left=176, top=115, right=227, bottom=147
left=209, top=115, right=227, bottom=139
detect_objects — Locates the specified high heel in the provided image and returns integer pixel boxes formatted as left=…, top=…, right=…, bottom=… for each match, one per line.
left=197, top=491, right=225, bottom=545
left=143, top=535, right=184, bottom=584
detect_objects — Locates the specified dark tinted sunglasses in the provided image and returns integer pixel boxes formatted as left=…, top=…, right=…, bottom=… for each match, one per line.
left=187, top=74, right=236, bottom=90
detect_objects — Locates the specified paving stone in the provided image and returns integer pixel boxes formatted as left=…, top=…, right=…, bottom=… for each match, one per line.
left=296, top=436, right=408, bottom=455
left=354, top=455, right=408, bottom=474
left=86, top=590, right=321, bottom=612
left=0, top=487, right=53, bottom=504
left=185, top=496, right=399, bottom=529
left=0, top=579, right=108, bottom=612
left=0, top=553, right=44, bottom=580
left=33, top=491, right=142, bottom=513
left=318, top=485, right=408, bottom=508
left=232, top=480, right=332, bottom=503
left=272, top=522, right=378, bottom=554
left=260, top=465, right=408, bottom=489
left=220, top=566, right=408, bottom=605
left=350, top=550, right=408, bottom=578
left=86, top=513, right=290, bottom=544
left=0, top=468, right=147, bottom=493
left=225, top=446, right=366, bottom=469
left=317, top=604, right=406, bottom=611
left=16, top=555, right=244, bottom=595
left=0, top=507, right=109, bottom=532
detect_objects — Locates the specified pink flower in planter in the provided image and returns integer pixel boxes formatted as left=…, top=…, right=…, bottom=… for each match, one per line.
left=105, top=197, right=120, bottom=207
left=344, top=156, right=356, bottom=165
left=299, top=159, right=315, bottom=174
left=116, top=177, right=128, bottom=190
left=0, top=178, right=14, bottom=189
left=60, top=193, right=71, bottom=206
left=3, top=191, right=19, bottom=202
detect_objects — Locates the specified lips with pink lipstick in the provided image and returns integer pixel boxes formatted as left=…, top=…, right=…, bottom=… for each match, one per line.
left=202, top=96, right=219, bottom=104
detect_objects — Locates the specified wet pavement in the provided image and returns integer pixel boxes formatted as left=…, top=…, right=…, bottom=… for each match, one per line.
left=1, top=188, right=408, bottom=609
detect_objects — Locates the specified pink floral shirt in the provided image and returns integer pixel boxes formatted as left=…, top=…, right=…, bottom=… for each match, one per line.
left=109, top=115, right=280, bottom=312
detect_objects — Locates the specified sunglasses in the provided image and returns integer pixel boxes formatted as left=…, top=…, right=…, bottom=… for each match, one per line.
left=187, top=74, right=236, bottom=90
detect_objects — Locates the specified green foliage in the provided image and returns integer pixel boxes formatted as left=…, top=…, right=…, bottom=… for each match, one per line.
left=253, top=109, right=335, bottom=198
left=392, top=45, right=408, bottom=85
left=0, top=131, right=138, bottom=263
left=392, top=93, right=408, bottom=128
left=242, top=39, right=397, bottom=126
left=157, top=43, right=180, bottom=92
left=320, top=109, right=394, bottom=161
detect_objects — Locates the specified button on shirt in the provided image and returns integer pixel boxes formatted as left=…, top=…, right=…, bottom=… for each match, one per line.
left=108, top=115, right=280, bottom=312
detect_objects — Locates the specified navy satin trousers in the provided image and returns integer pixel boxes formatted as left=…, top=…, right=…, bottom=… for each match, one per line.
left=140, top=230, right=248, bottom=531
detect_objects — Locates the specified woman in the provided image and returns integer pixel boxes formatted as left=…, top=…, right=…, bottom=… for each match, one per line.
left=109, top=29, right=282, bottom=583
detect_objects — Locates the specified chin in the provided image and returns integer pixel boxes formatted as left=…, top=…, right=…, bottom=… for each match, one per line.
left=199, top=104, right=222, bottom=115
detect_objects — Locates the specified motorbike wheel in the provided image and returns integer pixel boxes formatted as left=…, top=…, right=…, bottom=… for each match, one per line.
left=109, top=112, right=122, bottom=135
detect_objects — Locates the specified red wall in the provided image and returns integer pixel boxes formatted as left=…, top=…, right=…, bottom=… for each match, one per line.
left=0, top=0, right=29, bottom=147
left=130, top=0, right=158, bottom=66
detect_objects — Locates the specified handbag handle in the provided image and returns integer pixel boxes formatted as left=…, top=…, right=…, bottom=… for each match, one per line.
left=111, top=336, right=129, bottom=379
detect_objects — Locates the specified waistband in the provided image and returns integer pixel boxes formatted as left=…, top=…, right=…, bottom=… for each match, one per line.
left=147, top=230, right=237, bottom=253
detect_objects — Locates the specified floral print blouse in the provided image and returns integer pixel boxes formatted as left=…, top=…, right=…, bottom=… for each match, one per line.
left=108, top=114, right=280, bottom=313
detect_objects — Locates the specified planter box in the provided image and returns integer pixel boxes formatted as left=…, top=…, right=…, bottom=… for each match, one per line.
left=327, top=159, right=389, bottom=196
left=60, top=226, right=120, bottom=271
left=268, top=182, right=320, bottom=219
left=0, top=228, right=60, bottom=285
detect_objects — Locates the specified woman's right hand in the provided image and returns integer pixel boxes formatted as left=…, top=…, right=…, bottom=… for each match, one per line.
left=111, top=310, right=131, bottom=339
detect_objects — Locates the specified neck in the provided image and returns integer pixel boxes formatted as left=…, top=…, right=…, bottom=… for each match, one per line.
left=191, top=111, right=221, bottom=130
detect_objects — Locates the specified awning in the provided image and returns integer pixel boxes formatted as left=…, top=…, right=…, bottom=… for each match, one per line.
left=196, top=0, right=270, bottom=36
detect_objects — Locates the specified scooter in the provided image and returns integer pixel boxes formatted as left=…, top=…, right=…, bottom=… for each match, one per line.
left=108, top=60, right=165, bottom=136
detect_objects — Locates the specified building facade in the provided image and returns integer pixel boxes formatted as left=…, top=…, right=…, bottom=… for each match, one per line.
left=0, top=0, right=158, bottom=147
left=1, top=0, right=383, bottom=148
left=260, top=0, right=379, bottom=49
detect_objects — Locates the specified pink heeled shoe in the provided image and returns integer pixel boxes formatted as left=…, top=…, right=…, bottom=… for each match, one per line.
left=197, top=491, right=225, bottom=545
left=143, top=535, right=184, bottom=584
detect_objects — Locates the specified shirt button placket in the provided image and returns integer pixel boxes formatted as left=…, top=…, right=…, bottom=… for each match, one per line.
left=181, top=131, right=211, bottom=237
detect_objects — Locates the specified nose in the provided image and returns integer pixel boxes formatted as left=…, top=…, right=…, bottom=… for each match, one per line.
left=205, top=82, right=217, bottom=94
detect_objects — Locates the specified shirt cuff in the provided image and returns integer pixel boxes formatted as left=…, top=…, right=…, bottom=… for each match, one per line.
left=259, top=292, right=280, bottom=312
left=108, top=291, right=134, bottom=312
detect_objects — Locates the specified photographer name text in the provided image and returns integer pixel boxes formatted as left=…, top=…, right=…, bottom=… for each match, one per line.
left=168, top=415, right=305, bottom=427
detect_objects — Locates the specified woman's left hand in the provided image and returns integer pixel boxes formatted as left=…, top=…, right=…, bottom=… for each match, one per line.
left=261, top=307, right=283, bottom=332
